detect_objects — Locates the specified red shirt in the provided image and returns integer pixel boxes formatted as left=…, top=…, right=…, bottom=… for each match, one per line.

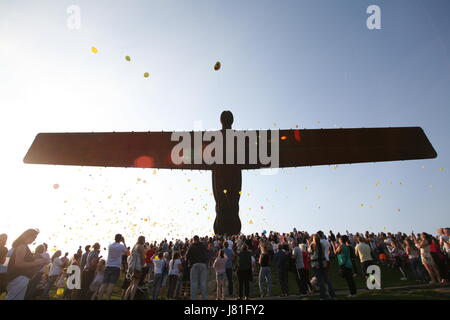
left=302, top=251, right=310, bottom=270
left=145, top=249, right=155, bottom=264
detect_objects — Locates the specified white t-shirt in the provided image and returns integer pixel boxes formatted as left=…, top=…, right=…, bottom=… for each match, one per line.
left=106, top=242, right=127, bottom=268
left=320, top=239, right=331, bottom=262
left=168, top=259, right=182, bottom=276
left=153, top=258, right=166, bottom=274
left=49, top=257, right=63, bottom=277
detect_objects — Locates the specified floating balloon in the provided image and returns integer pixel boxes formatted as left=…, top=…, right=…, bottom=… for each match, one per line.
left=125, top=56, right=131, bottom=61
left=214, top=61, right=221, bottom=70
left=91, top=47, right=98, bottom=54
left=144, top=72, right=150, bottom=78
left=53, top=184, right=60, bottom=189
left=248, top=220, right=254, bottom=224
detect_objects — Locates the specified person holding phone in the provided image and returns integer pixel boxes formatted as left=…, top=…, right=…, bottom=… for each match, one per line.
left=97, top=234, right=127, bottom=300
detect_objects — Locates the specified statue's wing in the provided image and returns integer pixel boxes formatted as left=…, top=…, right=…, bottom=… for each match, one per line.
left=277, top=127, right=437, bottom=168
left=23, top=131, right=207, bottom=169
left=23, top=127, right=437, bottom=170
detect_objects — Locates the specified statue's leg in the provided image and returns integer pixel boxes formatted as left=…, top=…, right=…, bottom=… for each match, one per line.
left=212, top=169, right=242, bottom=236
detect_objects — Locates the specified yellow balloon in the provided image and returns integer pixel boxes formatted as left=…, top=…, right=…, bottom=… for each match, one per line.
left=144, top=72, right=150, bottom=78
left=91, top=47, right=98, bottom=54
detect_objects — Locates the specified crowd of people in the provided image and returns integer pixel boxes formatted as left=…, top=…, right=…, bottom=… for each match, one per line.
left=0, top=227, right=449, bottom=300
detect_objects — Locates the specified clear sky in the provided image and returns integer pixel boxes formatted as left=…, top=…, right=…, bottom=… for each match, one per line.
left=0, top=0, right=449, bottom=252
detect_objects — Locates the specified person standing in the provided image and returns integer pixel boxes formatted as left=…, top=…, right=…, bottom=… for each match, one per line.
left=414, top=233, right=441, bottom=284
left=236, top=244, right=252, bottom=300
left=292, top=241, right=307, bottom=296
left=404, top=238, right=426, bottom=282
left=167, top=251, right=182, bottom=299
left=186, top=235, right=209, bottom=300
left=124, top=236, right=146, bottom=300
left=6, top=229, right=46, bottom=300
left=213, top=249, right=227, bottom=300
left=274, top=244, right=289, bottom=297
left=81, top=243, right=101, bottom=299
left=80, top=245, right=91, bottom=273
left=308, top=234, right=336, bottom=300
left=354, top=236, right=375, bottom=278
left=332, top=235, right=357, bottom=297
left=258, top=245, right=272, bottom=297
left=299, top=243, right=313, bottom=294
left=180, top=249, right=190, bottom=300
left=97, top=234, right=127, bottom=300
left=151, top=251, right=165, bottom=300
left=223, top=240, right=234, bottom=298
left=41, top=250, right=64, bottom=299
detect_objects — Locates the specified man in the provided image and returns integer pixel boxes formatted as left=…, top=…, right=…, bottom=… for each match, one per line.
left=80, top=245, right=91, bottom=271
left=97, top=234, right=127, bottom=300
left=81, top=242, right=101, bottom=299
left=223, top=241, right=234, bottom=297
left=274, top=244, right=289, bottom=296
left=318, top=231, right=336, bottom=296
left=186, top=235, right=209, bottom=300
left=292, top=241, right=307, bottom=296
left=354, top=236, right=374, bottom=277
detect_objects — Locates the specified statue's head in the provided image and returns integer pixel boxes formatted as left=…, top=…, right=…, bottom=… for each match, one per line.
left=220, top=110, right=234, bottom=129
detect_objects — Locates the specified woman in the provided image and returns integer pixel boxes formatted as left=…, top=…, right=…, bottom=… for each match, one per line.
left=152, top=251, right=166, bottom=300
left=332, top=235, right=357, bottom=297
left=299, top=243, right=313, bottom=294
left=90, top=259, right=106, bottom=300
left=124, top=236, right=146, bottom=300
left=308, top=234, right=335, bottom=300
left=404, top=239, right=426, bottom=282
left=180, top=249, right=190, bottom=300
left=429, top=236, right=448, bottom=283
left=161, top=251, right=170, bottom=292
left=414, top=233, right=441, bottom=284
left=41, top=250, right=64, bottom=299
left=167, top=251, right=182, bottom=299
left=258, top=245, right=272, bottom=297
left=213, top=249, right=227, bottom=300
left=6, top=229, right=46, bottom=300
left=236, top=244, right=252, bottom=300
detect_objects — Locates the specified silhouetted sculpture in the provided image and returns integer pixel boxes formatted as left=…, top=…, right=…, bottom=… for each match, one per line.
left=23, top=111, right=437, bottom=236
left=212, top=111, right=242, bottom=235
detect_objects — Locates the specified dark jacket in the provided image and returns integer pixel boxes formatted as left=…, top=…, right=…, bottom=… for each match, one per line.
left=186, top=242, right=208, bottom=267
left=237, top=250, right=252, bottom=271
left=274, top=250, right=288, bottom=270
